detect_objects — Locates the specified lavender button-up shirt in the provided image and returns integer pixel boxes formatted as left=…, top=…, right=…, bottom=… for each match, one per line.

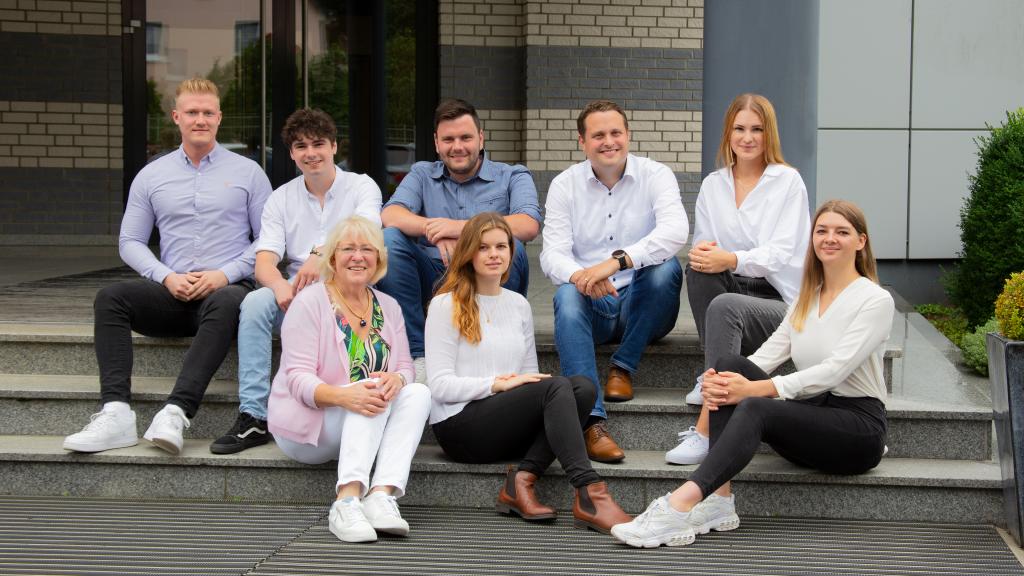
left=118, top=144, right=272, bottom=284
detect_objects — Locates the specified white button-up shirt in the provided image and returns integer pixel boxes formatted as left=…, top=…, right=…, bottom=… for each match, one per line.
left=256, top=166, right=382, bottom=278
left=540, top=154, right=689, bottom=290
left=693, top=164, right=810, bottom=304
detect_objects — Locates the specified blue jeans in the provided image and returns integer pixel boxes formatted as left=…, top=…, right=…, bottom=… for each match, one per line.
left=376, top=226, right=530, bottom=358
left=236, top=286, right=286, bottom=420
left=552, top=258, right=682, bottom=419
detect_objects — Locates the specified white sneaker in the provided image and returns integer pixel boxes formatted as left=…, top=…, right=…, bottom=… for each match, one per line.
left=610, top=494, right=696, bottom=548
left=685, top=375, right=703, bottom=405
left=665, top=426, right=709, bottom=465
left=63, top=403, right=138, bottom=453
left=329, top=498, right=377, bottom=543
left=143, top=404, right=190, bottom=455
left=413, top=357, right=426, bottom=384
left=686, top=493, right=740, bottom=534
left=361, top=491, right=410, bottom=536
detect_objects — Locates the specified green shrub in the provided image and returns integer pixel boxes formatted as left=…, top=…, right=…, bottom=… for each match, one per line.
left=995, top=271, right=1024, bottom=340
left=961, top=318, right=999, bottom=376
left=944, top=108, right=1024, bottom=328
left=915, top=303, right=968, bottom=345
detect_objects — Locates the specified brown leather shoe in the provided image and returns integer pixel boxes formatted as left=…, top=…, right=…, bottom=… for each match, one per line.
left=584, top=420, right=625, bottom=463
left=573, top=481, right=632, bottom=534
left=495, top=465, right=556, bottom=521
left=604, top=366, right=634, bottom=401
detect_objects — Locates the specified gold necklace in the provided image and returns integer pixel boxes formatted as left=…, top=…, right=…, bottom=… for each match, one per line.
left=333, top=284, right=370, bottom=327
left=480, top=293, right=501, bottom=324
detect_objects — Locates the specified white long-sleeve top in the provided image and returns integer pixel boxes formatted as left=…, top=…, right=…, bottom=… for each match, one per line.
left=693, top=164, right=810, bottom=304
left=424, top=289, right=539, bottom=425
left=748, top=276, right=894, bottom=401
left=539, top=154, right=689, bottom=290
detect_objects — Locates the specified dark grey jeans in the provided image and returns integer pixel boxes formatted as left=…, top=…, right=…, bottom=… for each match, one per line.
left=686, top=268, right=788, bottom=369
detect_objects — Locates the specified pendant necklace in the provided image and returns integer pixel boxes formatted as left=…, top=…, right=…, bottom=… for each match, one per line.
left=336, top=285, right=370, bottom=327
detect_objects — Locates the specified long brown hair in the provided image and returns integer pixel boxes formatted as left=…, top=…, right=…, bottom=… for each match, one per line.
left=433, top=212, right=514, bottom=344
left=791, top=200, right=879, bottom=331
left=715, top=93, right=787, bottom=169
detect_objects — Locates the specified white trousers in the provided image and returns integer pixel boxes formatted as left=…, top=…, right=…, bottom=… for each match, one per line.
left=275, top=382, right=431, bottom=498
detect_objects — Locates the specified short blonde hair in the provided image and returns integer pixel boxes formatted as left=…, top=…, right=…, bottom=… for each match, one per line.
left=319, top=216, right=388, bottom=285
left=175, top=77, right=219, bottom=102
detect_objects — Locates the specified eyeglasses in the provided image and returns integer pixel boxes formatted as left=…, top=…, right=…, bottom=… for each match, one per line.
left=336, top=246, right=377, bottom=255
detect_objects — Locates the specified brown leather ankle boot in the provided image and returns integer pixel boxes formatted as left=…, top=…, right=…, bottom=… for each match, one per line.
left=573, top=481, right=631, bottom=534
left=495, top=465, right=556, bottom=521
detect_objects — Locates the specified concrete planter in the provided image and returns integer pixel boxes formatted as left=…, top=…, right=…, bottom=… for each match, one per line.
left=989, top=332, right=1024, bottom=545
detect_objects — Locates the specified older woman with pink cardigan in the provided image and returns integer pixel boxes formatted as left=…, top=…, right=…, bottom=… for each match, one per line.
left=268, top=216, right=430, bottom=544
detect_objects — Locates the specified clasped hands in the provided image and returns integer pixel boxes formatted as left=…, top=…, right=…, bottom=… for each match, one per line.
left=341, top=372, right=408, bottom=416
left=688, top=241, right=736, bottom=275
left=700, top=368, right=776, bottom=410
left=569, top=259, right=620, bottom=299
left=163, top=270, right=229, bottom=302
left=423, top=217, right=465, bottom=266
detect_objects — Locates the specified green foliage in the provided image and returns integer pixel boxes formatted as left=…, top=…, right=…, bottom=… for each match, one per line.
left=995, top=271, right=1024, bottom=340
left=961, top=318, right=999, bottom=376
left=916, top=303, right=969, bottom=346
left=945, top=108, right=1024, bottom=328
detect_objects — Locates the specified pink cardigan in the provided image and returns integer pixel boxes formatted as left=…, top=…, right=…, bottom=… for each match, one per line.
left=267, top=283, right=414, bottom=445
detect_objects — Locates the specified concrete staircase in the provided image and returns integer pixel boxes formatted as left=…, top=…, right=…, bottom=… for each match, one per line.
left=0, top=293, right=1004, bottom=525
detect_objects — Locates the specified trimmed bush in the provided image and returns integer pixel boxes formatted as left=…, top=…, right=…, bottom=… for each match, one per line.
left=945, top=108, right=1024, bottom=328
left=995, top=271, right=1024, bottom=340
left=962, top=318, right=998, bottom=376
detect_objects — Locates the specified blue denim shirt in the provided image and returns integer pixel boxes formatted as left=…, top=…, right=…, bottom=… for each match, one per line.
left=384, top=152, right=542, bottom=259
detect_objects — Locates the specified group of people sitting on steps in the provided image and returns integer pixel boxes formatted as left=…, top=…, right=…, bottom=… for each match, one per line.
left=62, top=77, right=894, bottom=548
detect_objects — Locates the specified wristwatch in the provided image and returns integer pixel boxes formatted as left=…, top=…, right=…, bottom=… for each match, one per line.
left=612, top=249, right=629, bottom=271
left=309, top=246, right=323, bottom=257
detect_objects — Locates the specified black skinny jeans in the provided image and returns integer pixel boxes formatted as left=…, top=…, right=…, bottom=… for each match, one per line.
left=94, top=278, right=253, bottom=417
left=688, top=354, right=888, bottom=498
left=432, top=375, right=601, bottom=488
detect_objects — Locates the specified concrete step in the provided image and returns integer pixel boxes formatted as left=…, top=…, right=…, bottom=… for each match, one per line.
left=0, top=375, right=992, bottom=460
left=0, top=435, right=1001, bottom=525
left=0, top=322, right=900, bottom=388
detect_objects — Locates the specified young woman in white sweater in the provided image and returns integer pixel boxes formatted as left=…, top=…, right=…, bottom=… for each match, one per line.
left=612, top=200, right=894, bottom=548
left=424, top=212, right=630, bottom=534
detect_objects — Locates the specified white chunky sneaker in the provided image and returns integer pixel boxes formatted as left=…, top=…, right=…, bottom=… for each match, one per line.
left=361, top=491, right=410, bottom=536
left=684, top=376, right=703, bottom=405
left=686, top=493, right=740, bottom=534
left=413, top=357, right=426, bottom=384
left=63, top=402, right=138, bottom=453
left=665, top=426, right=709, bottom=465
left=143, top=404, right=190, bottom=455
left=610, top=494, right=696, bottom=548
left=329, top=498, right=377, bottom=543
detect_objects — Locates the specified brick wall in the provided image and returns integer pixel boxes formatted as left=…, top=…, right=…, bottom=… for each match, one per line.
left=0, top=0, right=122, bottom=241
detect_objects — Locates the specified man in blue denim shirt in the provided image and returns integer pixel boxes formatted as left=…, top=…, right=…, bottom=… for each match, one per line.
left=377, top=99, right=542, bottom=380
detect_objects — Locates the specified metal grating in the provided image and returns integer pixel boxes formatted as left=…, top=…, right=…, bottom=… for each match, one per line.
left=0, top=497, right=1019, bottom=576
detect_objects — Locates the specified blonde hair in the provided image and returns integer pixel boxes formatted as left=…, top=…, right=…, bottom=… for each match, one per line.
left=319, top=216, right=388, bottom=285
left=790, top=200, right=879, bottom=331
left=175, top=77, right=220, bottom=102
left=716, top=93, right=786, bottom=169
left=433, top=212, right=514, bottom=344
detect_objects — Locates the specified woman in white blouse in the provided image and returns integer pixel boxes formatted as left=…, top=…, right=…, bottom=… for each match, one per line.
left=424, top=212, right=630, bottom=534
left=612, top=200, right=893, bottom=548
left=668, top=93, right=810, bottom=466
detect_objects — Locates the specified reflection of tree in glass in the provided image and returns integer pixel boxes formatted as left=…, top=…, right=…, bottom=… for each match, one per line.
left=386, top=0, right=415, bottom=136
left=208, top=38, right=267, bottom=154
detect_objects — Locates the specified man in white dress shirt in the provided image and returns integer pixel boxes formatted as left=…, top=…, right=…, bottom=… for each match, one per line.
left=540, top=100, right=688, bottom=463
left=210, top=108, right=382, bottom=454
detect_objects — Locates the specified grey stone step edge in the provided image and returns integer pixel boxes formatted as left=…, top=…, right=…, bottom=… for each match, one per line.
left=0, top=436, right=1001, bottom=525
left=0, top=375, right=994, bottom=460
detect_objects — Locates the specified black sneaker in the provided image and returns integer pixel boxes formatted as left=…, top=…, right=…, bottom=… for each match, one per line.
left=210, top=412, right=271, bottom=454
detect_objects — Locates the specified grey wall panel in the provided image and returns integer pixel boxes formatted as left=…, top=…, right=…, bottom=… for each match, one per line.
left=818, top=0, right=911, bottom=129
left=703, top=0, right=819, bottom=201
left=816, top=130, right=908, bottom=259
left=912, top=0, right=1024, bottom=129
left=908, top=130, right=984, bottom=259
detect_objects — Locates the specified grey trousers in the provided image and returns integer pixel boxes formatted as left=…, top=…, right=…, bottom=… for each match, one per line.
left=686, top=268, right=788, bottom=369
